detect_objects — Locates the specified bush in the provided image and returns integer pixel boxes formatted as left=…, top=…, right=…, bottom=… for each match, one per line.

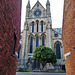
left=17, top=68, right=25, bottom=72
left=16, top=68, right=32, bottom=72
left=25, top=69, right=32, bottom=72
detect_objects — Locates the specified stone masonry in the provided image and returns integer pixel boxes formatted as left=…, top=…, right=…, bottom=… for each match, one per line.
left=18, top=0, right=65, bottom=70
left=62, top=0, right=75, bottom=75
left=0, top=0, right=21, bottom=75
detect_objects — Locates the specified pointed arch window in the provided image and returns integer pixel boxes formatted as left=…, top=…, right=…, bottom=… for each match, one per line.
left=32, top=23, right=34, bottom=32
left=54, top=34, right=58, bottom=37
left=56, top=43, right=61, bottom=59
left=42, top=36, right=45, bottom=46
left=30, top=37, right=33, bottom=53
left=37, top=21, right=39, bottom=32
left=37, top=3, right=39, bottom=7
left=36, top=36, right=39, bottom=47
left=41, top=22, right=43, bottom=32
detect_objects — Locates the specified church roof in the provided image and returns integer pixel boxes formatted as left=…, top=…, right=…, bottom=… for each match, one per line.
left=52, top=28, right=62, bottom=34
left=30, top=0, right=46, bottom=11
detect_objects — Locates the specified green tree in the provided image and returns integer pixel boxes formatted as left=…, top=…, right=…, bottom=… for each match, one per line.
left=33, top=45, right=57, bottom=70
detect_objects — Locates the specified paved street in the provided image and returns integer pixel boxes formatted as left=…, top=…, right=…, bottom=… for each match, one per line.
left=16, top=72, right=66, bottom=75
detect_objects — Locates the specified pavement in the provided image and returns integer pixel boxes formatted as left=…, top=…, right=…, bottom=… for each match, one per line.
left=16, top=72, right=66, bottom=75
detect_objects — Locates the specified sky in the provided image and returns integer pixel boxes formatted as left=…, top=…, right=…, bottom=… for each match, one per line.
left=21, top=0, right=64, bottom=31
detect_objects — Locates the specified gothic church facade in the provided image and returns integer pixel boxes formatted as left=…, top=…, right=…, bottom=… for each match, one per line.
left=18, top=0, right=65, bottom=70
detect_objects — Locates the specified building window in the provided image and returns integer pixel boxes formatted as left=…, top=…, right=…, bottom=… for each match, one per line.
left=37, top=21, right=39, bottom=32
left=36, top=36, right=39, bottom=47
left=54, top=34, right=58, bottom=37
left=32, top=23, right=34, bottom=32
left=30, top=37, right=33, bottom=53
left=42, top=36, right=45, bottom=46
left=11, top=33, right=16, bottom=54
left=37, top=3, right=39, bottom=7
left=56, top=43, right=61, bottom=59
left=41, top=23, right=43, bottom=32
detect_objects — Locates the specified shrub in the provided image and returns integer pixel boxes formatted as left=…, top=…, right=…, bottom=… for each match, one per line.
left=17, top=68, right=25, bottom=72
left=25, top=69, right=32, bottom=72
left=17, top=68, right=32, bottom=72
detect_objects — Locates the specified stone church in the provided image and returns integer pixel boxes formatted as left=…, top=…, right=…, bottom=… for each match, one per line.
left=18, top=0, right=65, bottom=70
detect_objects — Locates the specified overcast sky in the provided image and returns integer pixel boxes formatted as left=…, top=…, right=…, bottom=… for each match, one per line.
left=21, top=0, right=64, bottom=31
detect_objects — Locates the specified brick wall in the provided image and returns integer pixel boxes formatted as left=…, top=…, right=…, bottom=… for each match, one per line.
left=62, top=0, right=75, bottom=75
left=0, top=0, right=21, bottom=75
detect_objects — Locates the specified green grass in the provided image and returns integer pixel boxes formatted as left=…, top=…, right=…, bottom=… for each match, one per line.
left=25, top=69, right=32, bottom=72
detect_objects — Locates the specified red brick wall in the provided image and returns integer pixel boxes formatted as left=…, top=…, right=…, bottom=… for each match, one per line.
left=62, top=0, right=75, bottom=75
left=0, top=0, right=21, bottom=75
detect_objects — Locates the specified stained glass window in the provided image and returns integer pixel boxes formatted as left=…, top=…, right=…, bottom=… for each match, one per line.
left=36, top=36, right=39, bottom=47
left=37, top=21, right=39, bottom=32
left=56, top=43, right=61, bottom=59
left=32, top=23, right=34, bottom=32
left=42, top=36, right=45, bottom=46
left=34, top=10, right=41, bottom=17
left=54, top=34, right=58, bottom=37
left=37, top=3, right=39, bottom=7
left=41, top=23, right=43, bottom=32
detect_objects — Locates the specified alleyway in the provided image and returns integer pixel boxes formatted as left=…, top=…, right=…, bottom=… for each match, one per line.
left=16, top=72, right=66, bottom=75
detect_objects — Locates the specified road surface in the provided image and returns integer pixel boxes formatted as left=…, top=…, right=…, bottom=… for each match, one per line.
left=16, top=72, right=66, bottom=75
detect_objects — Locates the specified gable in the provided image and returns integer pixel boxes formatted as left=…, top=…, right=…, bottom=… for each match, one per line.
left=30, top=1, right=46, bottom=12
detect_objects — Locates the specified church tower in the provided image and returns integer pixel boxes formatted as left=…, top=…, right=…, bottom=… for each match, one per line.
left=26, top=0, right=31, bottom=17
left=46, top=0, right=52, bottom=48
left=46, top=0, right=51, bottom=16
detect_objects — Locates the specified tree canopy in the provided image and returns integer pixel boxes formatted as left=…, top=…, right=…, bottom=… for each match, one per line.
left=33, top=45, right=57, bottom=69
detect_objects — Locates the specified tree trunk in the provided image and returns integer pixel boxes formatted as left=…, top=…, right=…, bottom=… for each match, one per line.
left=41, top=63, right=46, bottom=70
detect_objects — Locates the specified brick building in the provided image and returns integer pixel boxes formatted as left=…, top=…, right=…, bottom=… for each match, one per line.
left=62, top=0, right=75, bottom=75
left=0, top=0, right=21, bottom=75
